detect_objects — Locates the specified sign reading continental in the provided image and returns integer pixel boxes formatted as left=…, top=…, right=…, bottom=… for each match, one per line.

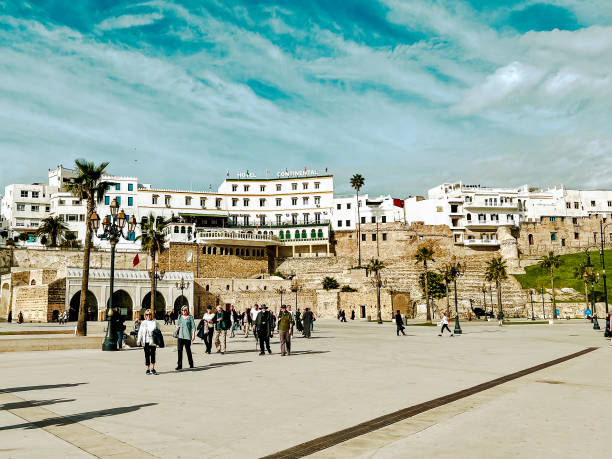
left=277, top=169, right=319, bottom=178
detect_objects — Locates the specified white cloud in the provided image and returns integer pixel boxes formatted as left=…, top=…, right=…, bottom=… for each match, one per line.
left=96, top=13, right=163, bottom=31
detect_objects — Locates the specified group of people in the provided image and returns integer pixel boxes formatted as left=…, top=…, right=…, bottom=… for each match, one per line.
left=135, top=303, right=317, bottom=374
left=337, top=309, right=355, bottom=322
left=6, top=310, right=24, bottom=324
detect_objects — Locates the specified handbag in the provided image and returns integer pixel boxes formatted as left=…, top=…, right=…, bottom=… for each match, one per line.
left=172, top=328, right=179, bottom=339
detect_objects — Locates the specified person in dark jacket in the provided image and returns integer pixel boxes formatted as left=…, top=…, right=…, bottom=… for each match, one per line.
left=302, top=308, right=314, bottom=338
left=255, top=305, right=273, bottom=355
left=351, top=309, right=355, bottom=320
left=213, top=305, right=231, bottom=354
left=395, top=310, right=406, bottom=336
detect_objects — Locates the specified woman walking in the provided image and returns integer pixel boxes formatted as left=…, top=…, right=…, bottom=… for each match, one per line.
left=175, top=306, right=195, bottom=370
left=136, top=309, right=160, bottom=375
left=202, top=306, right=215, bottom=354
left=438, top=313, right=453, bottom=337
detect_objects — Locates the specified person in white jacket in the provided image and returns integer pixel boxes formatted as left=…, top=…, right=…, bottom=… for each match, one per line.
left=438, top=313, right=453, bottom=337
left=137, top=309, right=160, bottom=375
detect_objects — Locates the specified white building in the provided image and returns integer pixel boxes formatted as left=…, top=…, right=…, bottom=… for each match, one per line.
left=331, top=194, right=405, bottom=231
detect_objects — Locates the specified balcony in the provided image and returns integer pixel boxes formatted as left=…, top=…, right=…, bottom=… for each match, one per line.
left=196, top=230, right=279, bottom=246
left=463, top=238, right=500, bottom=247
left=464, top=202, right=518, bottom=210
left=465, top=219, right=501, bottom=229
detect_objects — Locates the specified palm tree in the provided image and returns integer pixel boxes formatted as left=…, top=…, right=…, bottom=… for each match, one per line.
left=439, top=264, right=459, bottom=317
left=350, top=174, right=365, bottom=266
left=539, top=251, right=562, bottom=319
left=573, top=263, right=593, bottom=309
left=367, top=258, right=386, bottom=324
left=65, top=160, right=110, bottom=336
left=37, top=216, right=68, bottom=247
left=60, top=232, right=82, bottom=249
left=485, top=257, right=507, bottom=316
left=138, top=214, right=169, bottom=315
left=415, top=245, right=435, bottom=322
left=322, top=276, right=339, bottom=291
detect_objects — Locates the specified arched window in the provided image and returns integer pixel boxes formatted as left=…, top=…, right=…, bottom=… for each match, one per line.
left=174, top=226, right=179, bottom=233
left=528, top=234, right=534, bottom=245
left=279, top=231, right=284, bottom=240
left=466, top=213, right=471, bottom=221
left=206, top=285, right=209, bottom=291
left=311, top=229, right=316, bottom=238
left=226, top=285, right=230, bottom=290
left=229, top=248, right=233, bottom=255
left=301, top=230, right=307, bottom=238
left=295, top=230, right=300, bottom=239
left=285, top=230, right=291, bottom=240
left=318, top=229, right=324, bottom=238
left=213, top=247, right=217, bottom=255
left=246, top=249, right=250, bottom=256
left=181, top=226, right=186, bottom=233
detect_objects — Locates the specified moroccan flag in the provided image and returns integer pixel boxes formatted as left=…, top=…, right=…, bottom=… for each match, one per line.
left=133, top=254, right=140, bottom=267
left=393, top=198, right=405, bottom=208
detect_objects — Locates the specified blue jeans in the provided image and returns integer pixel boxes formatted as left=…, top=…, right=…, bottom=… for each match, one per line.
left=116, top=331, right=123, bottom=349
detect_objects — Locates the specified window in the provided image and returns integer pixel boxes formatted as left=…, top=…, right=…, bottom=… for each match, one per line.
left=276, top=198, right=281, bottom=206
left=382, top=216, right=387, bottom=223
left=31, top=205, right=39, bottom=212
left=164, top=196, right=170, bottom=206
left=292, top=197, right=297, bottom=205
left=292, top=214, right=298, bottom=224
left=574, top=202, right=579, bottom=209
left=303, top=213, right=309, bottom=224
left=591, top=200, right=596, bottom=207
left=371, top=216, right=376, bottom=223
left=244, top=216, right=250, bottom=226
left=200, top=197, right=206, bottom=207
left=116, top=197, right=121, bottom=206
left=17, top=204, right=25, bottom=212
left=347, top=203, right=351, bottom=210
left=276, top=184, right=282, bottom=191
left=337, top=203, right=341, bottom=210
left=382, top=233, right=387, bottom=241
left=314, top=182, right=320, bottom=189
left=32, top=191, right=39, bottom=199
left=105, top=185, right=110, bottom=191
left=128, top=197, right=133, bottom=207
left=185, top=197, right=192, bottom=206
left=360, top=216, right=365, bottom=224
left=105, top=196, right=110, bottom=205
left=243, top=198, right=250, bottom=207
left=45, top=206, right=50, bottom=212
left=259, top=198, right=266, bottom=207
left=276, top=215, right=282, bottom=225
left=260, top=215, right=266, bottom=225
left=231, top=215, right=237, bottom=226
left=260, top=185, right=266, bottom=192
left=594, top=232, right=598, bottom=243
left=362, top=234, right=366, bottom=241
left=337, top=220, right=342, bottom=227
left=550, top=232, right=556, bottom=242
left=346, top=220, right=350, bottom=226
left=20, top=190, right=28, bottom=198
left=292, top=183, right=297, bottom=191
left=115, top=184, right=120, bottom=191
left=608, top=201, right=612, bottom=207
left=152, top=196, right=158, bottom=205
left=232, top=198, right=238, bottom=207
left=232, top=185, right=238, bottom=192
left=574, top=232, right=579, bottom=240
left=566, top=202, right=571, bottom=209
left=372, top=234, right=377, bottom=241
left=244, top=185, right=250, bottom=192
left=549, top=217, right=556, bottom=222
left=314, top=196, right=321, bottom=205
left=315, top=213, right=321, bottom=224
left=128, top=183, right=133, bottom=191
left=561, top=238, right=566, bottom=247
left=303, top=197, right=309, bottom=205
left=303, top=183, right=308, bottom=190
left=216, top=198, right=222, bottom=207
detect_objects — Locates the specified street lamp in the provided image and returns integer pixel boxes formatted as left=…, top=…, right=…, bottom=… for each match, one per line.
left=450, top=259, right=466, bottom=335
left=147, top=266, right=165, bottom=319
left=590, top=272, right=600, bottom=330
left=599, top=220, right=611, bottom=336
left=291, top=279, right=302, bottom=312
left=274, top=286, right=288, bottom=313
left=481, top=284, right=487, bottom=320
left=584, top=245, right=600, bottom=330
left=541, top=286, right=546, bottom=320
left=175, top=277, right=191, bottom=315
left=91, top=198, right=137, bottom=352
left=529, top=289, right=535, bottom=321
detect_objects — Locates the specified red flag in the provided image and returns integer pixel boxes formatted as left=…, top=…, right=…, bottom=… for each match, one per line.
left=393, top=199, right=405, bottom=208
left=133, top=253, right=140, bottom=267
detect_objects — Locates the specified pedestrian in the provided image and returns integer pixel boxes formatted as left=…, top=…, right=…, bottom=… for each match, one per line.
left=295, top=308, right=303, bottom=334
left=250, top=304, right=261, bottom=346
left=213, top=305, right=231, bottom=354
left=497, top=310, right=504, bottom=326
left=8, top=310, right=12, bottom=323
left=340, top=310, right=347, bottom=322
left=438, top=313, right=453, bottom=337
left=175, top=306, right=195, bottom=370
left=18, top=311, right=24, bottom=324
left=114, top=308, right=125, bottom=350
left=351, top=309, right=355, bottom=320
left=131, top=317, right=141, bottom=337
left=395, top=310, right=406, bottom=336
left=137, top=309, right=160, bottom=375
left=256, top=305, right=273, bottom=355
left=229, top=306, right=236, bottom=338
left=302, top=308, right=313, bottom=338
left=244, top=307, right=252, bottom=337
left=201, top=306, right=215, bottom=354
left=164, top=312, right=169, bottom=325
left=277, top=305, right=295, bottom=356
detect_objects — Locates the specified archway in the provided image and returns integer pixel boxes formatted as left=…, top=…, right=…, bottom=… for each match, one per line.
left=392, top=293, right=412, bottom=318
left=174, top=295, right=189, bottom=315
left=69, top=290, right=98, bottom=322
left=1, top=283, right=10, bottom=317
left=141, top=291, right=166, bottom=320
left=106, top=290, right=133, bottom=319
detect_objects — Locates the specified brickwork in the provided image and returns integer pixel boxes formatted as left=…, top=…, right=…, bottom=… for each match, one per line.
left=0, top=248, right=11, bottom=275
left=10, top=247, right=151, bottom=271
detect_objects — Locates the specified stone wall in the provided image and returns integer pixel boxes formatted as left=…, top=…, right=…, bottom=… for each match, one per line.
left=10, top=247, right=151, bottom=271
left=0, top=248, right=11, bottom=275
left=158, top=243, right=270, bottom=279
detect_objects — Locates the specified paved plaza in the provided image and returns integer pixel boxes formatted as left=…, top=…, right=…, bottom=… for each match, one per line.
left=1, top=319, right=611, bottom=458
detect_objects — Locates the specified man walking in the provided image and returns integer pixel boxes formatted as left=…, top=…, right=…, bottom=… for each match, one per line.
left=277, top=305, right=295, bottom=356
left=213, top=305, right=231, bottom=354
left=202, top=305, right=215, bottom=354
left=395, top=310, right=406, bottom=336
left=255, top=305, right=273, bottom=355
left=251, top=304, right=261, bottom=347
left=302, top=308, right=314, bottom=338
left=244, top=307, right=252, bottom=337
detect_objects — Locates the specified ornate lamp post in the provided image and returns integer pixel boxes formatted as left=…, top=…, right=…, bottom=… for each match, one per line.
left=599, top=221, right=611, bottom=335
left=529, top=289, right=535, bottom=321
left=274, top=286, right=288, bottom=314
left=481, top=284, right=487, bottom=320
left=451, top=259, right=466, bottom=335
left=291, top=279, right=302, bottom=312
left=175, top=277, right=191, bottom=314
left=584, top=246, right=600, bottom=330
left=91, top=198, right=136, bottom=351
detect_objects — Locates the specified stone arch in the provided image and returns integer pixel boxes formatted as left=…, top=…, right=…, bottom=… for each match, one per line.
left=106, top=289, right=133, bottom=319
left=141, top=291, right=166, bottom=320
left=392, top=293, right=412, bottom=318
left=30, top=279, right=36, bottom=285
left=174, top=295, right=189, bottom=315
left=69, top=290, right=98, bottom=322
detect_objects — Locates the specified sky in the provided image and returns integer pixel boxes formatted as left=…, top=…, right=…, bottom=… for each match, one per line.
left=0, top=0, right=611, bottom=196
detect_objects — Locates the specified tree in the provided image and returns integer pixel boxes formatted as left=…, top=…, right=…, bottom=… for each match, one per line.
left=539, top=251, right=562, bottom=319
left=60, top=232, right=82, bottom=249
left=439, top=264, right=460, bottom=316
left=485, top=257, right=508, bottom=316
left=17, top=233, right=30, bottom=242
left=65, top=159, right=110, bottom=336
left=419, top=271, right=446, bottom=316
left=37, top=216, right=68, bottom=247
left=138, top=215, right=169, bottom=315
left=322, top=276, right=339, bottom=291
left=350, top=174, right=365, bottom=267
left=367, top=258, right=386, bottom=324
left=415, top=245, right=435, bottom=322
left=573, top=262, right=596, bottom=309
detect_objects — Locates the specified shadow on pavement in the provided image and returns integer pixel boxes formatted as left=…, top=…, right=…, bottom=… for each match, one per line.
left=1, top=398, right=76, bottom=411
left=0, top=403, right=157, bottom=431
left=0, top=383, right=88, bottom=394
left=157, top=360, right=252, bottom=375
left=287, top=350, right=330, bottom=356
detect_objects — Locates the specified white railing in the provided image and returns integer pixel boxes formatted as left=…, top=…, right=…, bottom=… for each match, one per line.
left=197, top=231, right=279, bottom=242
left=463, top=239, right=500, bottom=246
left=279, top=237, right=328, bottom=244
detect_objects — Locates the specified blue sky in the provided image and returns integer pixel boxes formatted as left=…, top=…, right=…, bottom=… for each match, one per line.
left=1, top=0, right=611, bottom=195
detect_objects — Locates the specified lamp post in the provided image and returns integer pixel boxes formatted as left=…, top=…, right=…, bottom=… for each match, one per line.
left=91, top=198, right=136, bottom=352
left=148, top=267, right=165, bottom=319
left=599, top=220, right=611, bottom=335
left=541, top=286, right=546, bottom=319
left=584, top=245, right=600, bottom=330
left=450, top=259, right=466, bottom=335
left=275, top=286, right=288, bottom=313
left=591, top=272, right=600, bottom=330
left=529, top=289, right=535, bottom=321
left=175, top=277, right=190, bottom=315
left=481, top=284, right=487, bottom=320
left=291, top=279, right=302, bottom=312
left=489, top=284, right=494, bottom=318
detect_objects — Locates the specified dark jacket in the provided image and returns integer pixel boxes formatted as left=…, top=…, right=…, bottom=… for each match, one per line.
left=255, top=310, right=273, bottom=336
left=213, top=310, right=231, bottom=330
left=395, top=313, right=404, bottom=327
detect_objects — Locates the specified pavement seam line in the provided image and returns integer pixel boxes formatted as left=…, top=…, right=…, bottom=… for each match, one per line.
left=262, top=347, right=598, bottom=459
